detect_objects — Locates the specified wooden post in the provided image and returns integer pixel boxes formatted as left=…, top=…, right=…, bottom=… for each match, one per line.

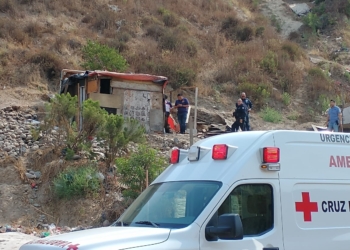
left=194, top=87, right=198, bottom=136
left=189, top=116, right=194, bottom=146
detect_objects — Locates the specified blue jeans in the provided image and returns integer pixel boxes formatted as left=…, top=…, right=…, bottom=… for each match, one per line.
left=178, top=113, right=187, bottom=134
left=328, top=121, right=339, bottom=132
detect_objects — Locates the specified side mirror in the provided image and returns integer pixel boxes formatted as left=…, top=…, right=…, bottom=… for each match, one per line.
left=205, top=213, right=243, bottom=241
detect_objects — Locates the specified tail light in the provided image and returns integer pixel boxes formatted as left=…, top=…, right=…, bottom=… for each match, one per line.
left=263, top=147, right=280, bottom=163
left=212, top=144, right=229, bottom=160
left=170, top=147, right=180, bottom=164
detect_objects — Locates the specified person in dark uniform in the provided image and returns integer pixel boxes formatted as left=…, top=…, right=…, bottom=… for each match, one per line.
left=232, top=98, right=247, bottom=132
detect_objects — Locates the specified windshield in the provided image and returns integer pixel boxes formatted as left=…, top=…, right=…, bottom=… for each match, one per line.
left=115, top=181, right=222, bottom=229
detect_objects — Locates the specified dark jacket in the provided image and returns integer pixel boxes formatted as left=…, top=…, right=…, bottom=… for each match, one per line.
left=234, top=104, right=247, bottom=120
left=235, top=98, right=252, bottom=112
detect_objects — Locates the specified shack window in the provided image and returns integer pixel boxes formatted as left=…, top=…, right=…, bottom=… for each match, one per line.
left=100, top=79, right=111, bottom=94
left=101, top=107, right=117, bottom=115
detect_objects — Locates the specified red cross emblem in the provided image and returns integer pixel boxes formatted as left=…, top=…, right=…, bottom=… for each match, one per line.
left=66, top=244, right=80, bottom=250
left=295, top=192, right=318, bottom=222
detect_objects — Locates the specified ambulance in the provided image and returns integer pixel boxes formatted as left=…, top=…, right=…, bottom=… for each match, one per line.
left=20, top=130, right=350, bottom=250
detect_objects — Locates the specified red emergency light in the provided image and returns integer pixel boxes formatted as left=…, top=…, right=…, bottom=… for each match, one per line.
left=263, top=147, right=280, bottom=163
left=212, top=144, right=228, bottom=160
left=170, top=147, right=180, bottom=164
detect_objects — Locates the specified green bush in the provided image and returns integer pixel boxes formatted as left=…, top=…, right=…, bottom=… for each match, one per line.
left=255, top=26, right=265, bottom=37
left=287, top=111, right=299, bottom=120
left=270, top=15, right=282, bottom=33
left=236, top=82, right=271, bottom=107
left=260, top=51, right=277, bottom=73
left=171, top=68, right=196, bottom=89
left=302, top=13, right=319, bottom=33
left=185, top=40, right=198, bottom=57
left=260, top=107, right=282, bottom=123
left=344, top=72, right=350, bottom=82
left=115, top=145, right=167, bottom=198
left=81, top=40, right=128, bottom=71
left=53, top=165, right=100, bottom=199
left=282, top=92, right=291, bottom=106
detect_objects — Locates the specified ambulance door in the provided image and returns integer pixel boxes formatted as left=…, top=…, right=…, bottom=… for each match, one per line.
left=200, top=179, right=284, bottom=250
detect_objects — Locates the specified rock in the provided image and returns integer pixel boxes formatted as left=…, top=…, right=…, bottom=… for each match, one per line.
left=31, top=145, right=39, bottom=151
left=25, top=173, right=37, bottom=179
left=96, top=172, right=105, bottom=181
left=33, top=204, right=41, bottom=207
left=73, top=155, right=81, bottom=160
left=34, top=171, right=42, bottom=178
left=103, top=220, right=110, bottom=227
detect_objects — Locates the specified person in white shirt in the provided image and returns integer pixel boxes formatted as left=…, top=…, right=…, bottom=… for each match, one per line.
left=164, top=95, right=172, bottom=133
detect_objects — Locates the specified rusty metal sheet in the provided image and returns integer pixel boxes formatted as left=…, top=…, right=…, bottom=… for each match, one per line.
left=86, top=80, right=98, bottom=94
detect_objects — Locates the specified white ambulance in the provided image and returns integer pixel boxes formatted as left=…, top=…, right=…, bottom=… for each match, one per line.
left=20, top=130, right=350, bottom=250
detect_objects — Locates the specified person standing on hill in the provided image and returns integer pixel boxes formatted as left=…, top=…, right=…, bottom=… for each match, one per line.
left=232, top=98, right=247, bottom=132
left=164, top=95, right=172, bottom=133
left=174, top=93, right=190, bottom=134
left=240, top=92, right=253, bottom=131
left=326, top=99, right=342, bottom=132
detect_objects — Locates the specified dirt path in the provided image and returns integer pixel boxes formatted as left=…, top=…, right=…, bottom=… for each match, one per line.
left=260, top=0, right=303, bottom=38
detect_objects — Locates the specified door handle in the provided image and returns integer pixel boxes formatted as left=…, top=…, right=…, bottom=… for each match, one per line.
left=263, top=248, right=279, bottom=250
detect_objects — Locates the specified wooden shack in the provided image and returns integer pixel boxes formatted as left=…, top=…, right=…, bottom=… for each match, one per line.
left=60, top=69, right=168, bottom=133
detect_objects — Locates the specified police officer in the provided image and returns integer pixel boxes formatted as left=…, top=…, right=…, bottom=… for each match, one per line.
left=233, top=98, right=247, bottom=131
left=240, top=92, right=253, bottom=131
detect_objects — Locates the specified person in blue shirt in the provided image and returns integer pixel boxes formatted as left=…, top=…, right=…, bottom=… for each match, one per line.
left=174, top=93, right=190, bottom=134
left=240, top=92, right=253, bottom=131
left=327, top=99, right=342, bottom=132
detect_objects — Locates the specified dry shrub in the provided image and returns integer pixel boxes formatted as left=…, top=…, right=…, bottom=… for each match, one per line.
left=53, top=36, right=67, bottom=53
left=24, top=21, right=44, bottom=38
left=27, top=147, right=63, bottom=183
left=146, top=24, right=166, bottom=41
left=307, top=67, right=332, bottom=100
left=159, top=31, right=181, bottom=51
left=11, top=28, right=29, bottom=45
left=162, top=12, right=180, bottom=27
left=0, top=0, right=16, bottom=14
left=0, top=157, right=26, bottom=182
left=281, top=41, right=301, bottom=61
left=28, top=51, right=64, bottom=80
left=92, top=9, right=118, bottom=30
left=67, top=39, right=81, bottom=50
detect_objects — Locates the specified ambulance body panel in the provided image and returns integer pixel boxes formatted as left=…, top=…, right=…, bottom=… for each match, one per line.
left=20, top=130, right=350, bottom=250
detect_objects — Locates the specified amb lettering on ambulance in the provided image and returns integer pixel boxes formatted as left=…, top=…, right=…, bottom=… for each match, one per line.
left=20, top=131, right=350, bottom=250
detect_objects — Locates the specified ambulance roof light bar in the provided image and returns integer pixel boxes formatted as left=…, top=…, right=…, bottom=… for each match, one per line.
left=261, top=147, right=280, bottom=171
left=212, top=144, right=238, bottom=160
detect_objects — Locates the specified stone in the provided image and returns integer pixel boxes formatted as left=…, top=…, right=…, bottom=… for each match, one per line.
left=25, top=173, right=36, bottom=179
left=73, top=155, right=81, bottom=160
left=31, top=145, right=39, bottom=151
left=102, top=220, right=110, bottom=227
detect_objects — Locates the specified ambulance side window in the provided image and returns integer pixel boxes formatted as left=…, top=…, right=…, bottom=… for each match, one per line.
left=218, top=184, right=273, bottom=236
